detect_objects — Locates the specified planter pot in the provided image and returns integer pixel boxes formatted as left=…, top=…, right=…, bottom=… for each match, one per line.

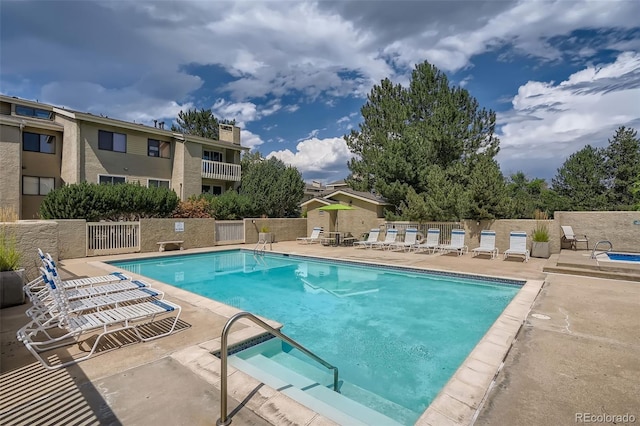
left=531, top=241, right=550, bottom=259
left=259, top=232, right=274, bottom=243
left=0, top=268, right=25, bottom=308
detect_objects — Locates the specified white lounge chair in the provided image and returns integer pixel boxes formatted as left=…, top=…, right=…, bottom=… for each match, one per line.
left=297, top=227, right=323, bottom=244
left=27, top=268, right=164, bottom=328
left=387, top=228, right=419, bottom=252
left=438, top=229, right=468, bottom=256
left=560, top=226, right=589, bottom=250
left=17, top=273, right=182, bottom=370
left=471, top=230, right=499, bottom=259
left=353, top=229, right=381, bottom=249
left=414, top=228, right=440, bottom=254
left=504, top=231, right=530, bottom=262
left=370, top=229, right=398, bottom=249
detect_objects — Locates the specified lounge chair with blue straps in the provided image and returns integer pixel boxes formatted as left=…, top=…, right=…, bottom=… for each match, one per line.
left=438, top=229, right=468, bottom=256
left=504, top=231, right=530, bottom=262
left=471, top=230, right=499, bottom=259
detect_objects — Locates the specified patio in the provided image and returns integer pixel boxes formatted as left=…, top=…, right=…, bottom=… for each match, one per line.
left=1, top=242, right=638, bottom=425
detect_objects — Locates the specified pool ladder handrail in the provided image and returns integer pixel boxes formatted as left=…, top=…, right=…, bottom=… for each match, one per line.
left=216, top=311, right=340, bottom=426
left=591, top=240, right=613, bottom=259
left=253, top=238, right=270, bottom=254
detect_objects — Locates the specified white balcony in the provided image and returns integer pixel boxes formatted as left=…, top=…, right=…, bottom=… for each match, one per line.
left=201, top=160, right=241, bottom=181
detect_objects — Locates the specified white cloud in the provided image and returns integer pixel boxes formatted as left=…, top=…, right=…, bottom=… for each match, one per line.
left=211, top=98, right=282, bottom=127
left=240, top=129, right=264, bottom=150
left=267, top=136, right=354, bottom=180
left=497, top=52, right=640, bottom=176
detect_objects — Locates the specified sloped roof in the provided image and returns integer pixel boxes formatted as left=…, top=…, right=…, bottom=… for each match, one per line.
left=300, top=187, right=389, bottom=207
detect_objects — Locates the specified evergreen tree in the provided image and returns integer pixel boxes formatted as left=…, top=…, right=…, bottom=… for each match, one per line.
left=604, top=126, right=640, bottom=209
left=171, top=108, right=235, bottom=140
left=240, top=153, right=305, bottom=217
left=552, top=145, right=608, bottom=210
left=345, top=60, right=503, bottom=219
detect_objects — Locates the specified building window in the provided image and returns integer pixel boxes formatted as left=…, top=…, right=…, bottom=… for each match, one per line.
left=148, top=139, right=170, bottom=158
left=23, top=132, right=55, bottom=154
left=148, top=179, right=170, bottom=188
left=202, top=185, right=222, bottom=195
left=203, top=150, right=223, bottom=162
left=15, top=105, right=53, bottom=119
left=98, top=130, right=127, bottom=152
left=23, top=176, right=54, bottom=195
left=98, top=175, right=126, bottom=185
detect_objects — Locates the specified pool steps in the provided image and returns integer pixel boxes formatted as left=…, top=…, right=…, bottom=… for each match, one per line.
left=229, top=339, right=414, bottom=425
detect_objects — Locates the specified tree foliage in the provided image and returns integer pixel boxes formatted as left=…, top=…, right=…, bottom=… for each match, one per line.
left=39, top=182, right=179, bottom=221
left=604, top=126, right=640, bottom=209
left=240, top=152, right=305, bottom=218
left=171, top=108, right=236, bottom=140
left=346, top=60, right=504, bottom=220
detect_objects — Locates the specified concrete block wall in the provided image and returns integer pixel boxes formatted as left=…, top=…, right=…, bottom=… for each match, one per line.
left=245, top=218, right=307, bottom=244
left=1, top=221, right=58, bottom=281
left=555, top=211, right=640, bottom=252
left=465, top=219, right=560, bottom=255
left=139, top=218, right=217, bottom=252
left=56, top=219, right=87, bottom=259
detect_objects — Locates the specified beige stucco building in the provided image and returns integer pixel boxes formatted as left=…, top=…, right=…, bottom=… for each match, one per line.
left=0, top=95, right=247, bottom=219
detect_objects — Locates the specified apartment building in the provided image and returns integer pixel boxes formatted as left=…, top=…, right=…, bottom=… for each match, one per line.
left=0, top=95, right=247, bottom=219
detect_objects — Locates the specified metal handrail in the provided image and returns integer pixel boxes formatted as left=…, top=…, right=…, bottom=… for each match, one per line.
left=216, top=311, right=339, bottom=426
left=591, top=240, right=613, bottom=259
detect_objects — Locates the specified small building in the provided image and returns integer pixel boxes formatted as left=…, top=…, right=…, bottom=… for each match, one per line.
left=0, top=95, right=248, bottom=219
left=301, top=188, right=391, bottom=239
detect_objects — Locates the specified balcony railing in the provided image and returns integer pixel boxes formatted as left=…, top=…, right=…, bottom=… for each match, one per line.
left=201, top=160, right=241, bottom=181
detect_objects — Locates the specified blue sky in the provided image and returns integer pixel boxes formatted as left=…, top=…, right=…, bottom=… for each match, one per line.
left=2, top=1, right=639, bottom=184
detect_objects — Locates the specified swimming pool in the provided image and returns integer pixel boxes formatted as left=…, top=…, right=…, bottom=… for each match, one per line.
left=605, top=252, right=640, bottom=263
left=111, top=250, right=522, bottom=424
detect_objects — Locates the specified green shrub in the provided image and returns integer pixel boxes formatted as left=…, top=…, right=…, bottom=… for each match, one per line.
left=0, top=228, right=21, bottom=272
left=172, top=198, right=212, bottom=218
left=39, top=182, right=179, bottom=221
left=532, top=222, right=550, bottom=242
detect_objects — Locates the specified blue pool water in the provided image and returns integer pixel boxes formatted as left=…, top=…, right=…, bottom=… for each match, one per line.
left=111, top=250, right=521, bottom=423
left=607, top=252, right=640, bottom=262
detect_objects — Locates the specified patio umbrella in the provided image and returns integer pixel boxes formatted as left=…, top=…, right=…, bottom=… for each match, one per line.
left=318, top=204, right=355, bottom=232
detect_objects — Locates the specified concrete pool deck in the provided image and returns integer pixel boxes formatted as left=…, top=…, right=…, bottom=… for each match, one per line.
left=1, top=243, right=638, bottom=425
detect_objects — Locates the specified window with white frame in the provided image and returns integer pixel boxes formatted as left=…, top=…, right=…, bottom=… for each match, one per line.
left=202, top=185, right=222, bottom=195
left=203, top=150, right=223, bottom=162
left=98, top=175, right=126, bottom=185
left=148, top=179, right=170, bottom=188
left=22, top=176, right=54, bottom=195
left=98, top=130, right=127, bottom=152
left=148, top=139, right=171, bottom=158
left=23, top=132, right=55, bottom=154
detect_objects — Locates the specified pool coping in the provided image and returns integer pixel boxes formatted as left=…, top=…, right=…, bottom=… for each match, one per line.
left=91, top=248, right=544, bottom=426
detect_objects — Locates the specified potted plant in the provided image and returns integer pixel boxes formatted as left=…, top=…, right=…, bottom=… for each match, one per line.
left=259, top=224, right=273, bottom=243
left=1, top=213, right=25, bottom=308
left=531, top=211, right=551, bottom=259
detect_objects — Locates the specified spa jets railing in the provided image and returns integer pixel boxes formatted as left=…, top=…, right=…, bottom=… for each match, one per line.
left=216, top=311, right=340, bottom=426
left=591, top=240, right=613, bottom=259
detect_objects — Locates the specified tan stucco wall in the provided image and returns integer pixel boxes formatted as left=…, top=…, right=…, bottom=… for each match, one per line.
left=245, top=218, right=308, bottom=244
left=80, top=122, right=173, bottom=184
left=140, top=218, right=216, bottom=252
left=464, top=219, right=561, bottom=254
left=0, top=124, right=21, bottom=217
left=56, top=219, right=87, bottom=259
left=555, top=211, right=640, bottom=252
left=55, top=114, right=81, bottom=184
left=1, top=221, right=58, bottom=280
left=183, top=141, right=203, bottom=198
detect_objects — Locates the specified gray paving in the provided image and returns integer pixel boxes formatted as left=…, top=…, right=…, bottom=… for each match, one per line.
left=1, top=243, right=638, bottom=425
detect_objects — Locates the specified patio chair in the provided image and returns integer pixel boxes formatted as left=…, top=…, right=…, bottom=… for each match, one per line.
left=297, top=227, right=323, bottom=244
left=387, top=228, right=420, bottom=252
left=560, top=226, right=589, bottom=250
left=26, top=268, right=164, bottom=329
left=504, top=231, right=530, bottom=262
left=471, top=230, right=499, bottom=259
left=17, top=272, right=182, bottom=370
left=369, top=228, right=398, bottom=249
left=353, top=229, right=380, bottom=249
left=438, top=229, right=468, bottom=256
left=413, top=228, right=441, bottom=254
